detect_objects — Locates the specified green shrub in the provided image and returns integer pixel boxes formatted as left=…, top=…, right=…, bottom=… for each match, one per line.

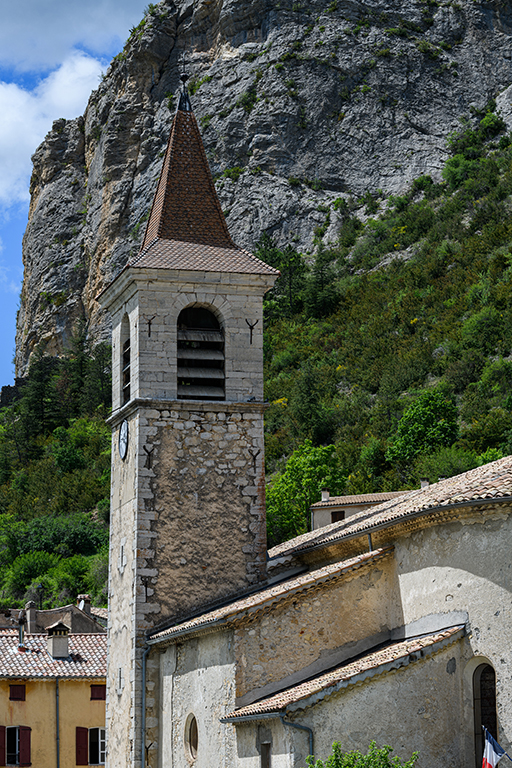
left=305, top=740, right=418, bottom=768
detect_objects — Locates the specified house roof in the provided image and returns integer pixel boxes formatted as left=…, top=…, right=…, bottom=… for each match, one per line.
left=126, top=91, right=278, bottom=278
left=222, top=625, right=465, bottom=720
left=269, top=456, right=512, bottom=560
left=148, top=547, right=392, bottom=644
left=0, top=632, right=107, bottom=679
left=311, top=491, right=410, bottom=509
left=91, top=607, right=108, bottom=623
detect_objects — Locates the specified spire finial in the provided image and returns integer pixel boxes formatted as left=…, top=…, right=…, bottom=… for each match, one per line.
left=178, top=50, right=192, bottom=112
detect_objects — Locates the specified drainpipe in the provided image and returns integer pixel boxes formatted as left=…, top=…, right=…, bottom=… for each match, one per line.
left=55, top=677, right=60, bottom=768
left=280, top=715, right=314, bottom=758
left=141, top=645, right=151, bottom=768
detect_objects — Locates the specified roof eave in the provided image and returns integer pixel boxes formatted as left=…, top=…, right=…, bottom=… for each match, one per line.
left=270, top=495, right=512, bottom=562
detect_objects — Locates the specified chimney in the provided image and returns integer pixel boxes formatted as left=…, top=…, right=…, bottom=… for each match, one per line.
left=25, top=601, right=37, bottom=634
left=18, top=610, right=25, bottom=649
left=321, top=490, right=330, bottom=502
left=47, top=621, right=70, bottom=659
left=420, top=478, right=429, bottom=489
left=77, top=594, right=91, bottom=616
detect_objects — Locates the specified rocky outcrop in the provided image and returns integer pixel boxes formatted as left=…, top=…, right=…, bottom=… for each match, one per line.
left=15, top=0, right=512, bottom=373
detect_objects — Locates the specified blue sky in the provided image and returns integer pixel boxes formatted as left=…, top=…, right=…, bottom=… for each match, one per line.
left=0, top=0, right=148, bottom=385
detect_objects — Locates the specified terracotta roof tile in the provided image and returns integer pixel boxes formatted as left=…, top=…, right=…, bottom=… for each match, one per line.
left=223, top=626, right=465, bottom=718
left=311, top=491, right=410, bottom=508
left=130, top=238, right=278, bottom=275
left=128, top=103, right=278, bottom=277
left=149, top=548, right=392, bottom=643
left=269, top=456, right=512, bottom=560
left=141, top=108, right=234, bottom=251
left=0, top=632, right=106, bottom=679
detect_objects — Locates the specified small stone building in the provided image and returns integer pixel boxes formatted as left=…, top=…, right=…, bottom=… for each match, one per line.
left=310, top=490, right=410, bottom=529
left=101, top=76, right=512, bottom=768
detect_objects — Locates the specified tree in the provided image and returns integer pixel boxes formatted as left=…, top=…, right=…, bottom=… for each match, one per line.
left=256, top=233, right=308, bottom=318
left=305, top=741, right=418, bottom=768
left=266, top=440, right=346, bottom=546
left=386, top=390, right=458, bottom=465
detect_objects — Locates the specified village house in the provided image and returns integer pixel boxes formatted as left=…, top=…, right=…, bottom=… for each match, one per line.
left=0, top=597, right=106, bottom=767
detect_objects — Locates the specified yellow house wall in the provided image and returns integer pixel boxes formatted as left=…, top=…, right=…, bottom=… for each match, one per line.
left=0, top=678, right=105, bottom=768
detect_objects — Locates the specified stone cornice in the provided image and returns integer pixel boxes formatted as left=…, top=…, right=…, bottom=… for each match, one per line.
left=106, top=398, right=268, bottom=426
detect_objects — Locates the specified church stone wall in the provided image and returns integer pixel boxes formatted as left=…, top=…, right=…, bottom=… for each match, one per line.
left=395, top=507, right=512, bottom=756
left=138, top=401, right=267, bottom=622
left=159, top=633, right=237, bottom=768
left=235, top=720, right=295, bottom=768
left=106, top=410, right=139, bottom=768
left=234, top=555, right=401, bottom=700
left=292, top=636, right=467, bottom=768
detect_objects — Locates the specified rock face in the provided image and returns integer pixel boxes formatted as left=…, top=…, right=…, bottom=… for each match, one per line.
left=15, top=0, right=512, bottom=374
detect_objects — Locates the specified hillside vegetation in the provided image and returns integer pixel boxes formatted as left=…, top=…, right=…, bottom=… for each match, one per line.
left=0, top=330, right=111, bottom=609
left=4, top=102, right=512, bottom=605
left=262, top=102, right=512, bottom=544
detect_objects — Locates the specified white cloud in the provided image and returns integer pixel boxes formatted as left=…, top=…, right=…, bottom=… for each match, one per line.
left=0, top=51, right=103, bottom=206
left=1, top=0, right=146, bottom=72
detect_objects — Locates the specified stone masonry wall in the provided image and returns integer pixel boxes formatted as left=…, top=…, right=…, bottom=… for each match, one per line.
left=234, top=553, right=400, bottom=701
left=107, top=273, right=271, bottom=413
left=139, top=401, right=267, bottom=623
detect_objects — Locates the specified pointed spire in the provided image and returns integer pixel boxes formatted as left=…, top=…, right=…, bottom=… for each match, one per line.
left=128, top=66, right=279, bottom=277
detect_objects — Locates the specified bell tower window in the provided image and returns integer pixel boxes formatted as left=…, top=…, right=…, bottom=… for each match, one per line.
left=177, top=307, right=225, bottom=400
left=121, top=315, right=131, bottom=405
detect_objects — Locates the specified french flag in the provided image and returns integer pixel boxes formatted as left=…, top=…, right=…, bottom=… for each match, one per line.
left=483, top=729, right=506, bottom=768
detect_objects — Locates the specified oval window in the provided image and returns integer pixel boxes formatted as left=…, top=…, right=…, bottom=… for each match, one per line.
left=185, top=714, right=198, bottom=761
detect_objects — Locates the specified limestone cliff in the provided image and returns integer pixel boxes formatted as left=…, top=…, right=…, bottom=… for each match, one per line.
left=15, top=0, right=512, bottom=373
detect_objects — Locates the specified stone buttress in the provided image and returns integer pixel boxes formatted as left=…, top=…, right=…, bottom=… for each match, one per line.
left=98, top=76, right=278, bottom=768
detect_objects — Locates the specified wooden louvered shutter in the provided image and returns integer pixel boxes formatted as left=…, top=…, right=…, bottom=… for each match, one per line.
left=76, top=727, right=88, bottom=766
left=0, top=726, right=5, bottom=767
left=19, top=726, right=31, bottom=767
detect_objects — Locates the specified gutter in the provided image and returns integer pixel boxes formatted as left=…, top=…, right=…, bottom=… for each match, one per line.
left=280, top=716, right=313, bottom=758
left=270, top=495, right=512, bottom=561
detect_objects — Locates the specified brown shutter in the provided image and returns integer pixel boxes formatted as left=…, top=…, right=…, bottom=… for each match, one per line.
left=19, top=726, right=31, bottom=767
left=76, top=727, right=88, bottom=766
left=9, top=685, right=26, bottom=701
left=0, top=726, right=5, bottom=767
left=90, top=684, right=106, bottom=700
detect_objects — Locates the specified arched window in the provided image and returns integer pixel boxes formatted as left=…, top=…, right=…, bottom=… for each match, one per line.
left=121, top=315, right=131, bottom=405
left=474, top=663, right=498, bottom=767
left=184, top=714, right=198, bottom=762
left=177, top=306, right=225, bottom=400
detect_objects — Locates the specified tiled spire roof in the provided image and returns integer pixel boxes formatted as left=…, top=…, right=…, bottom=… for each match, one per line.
left=130, top=83, right=278, bottom=277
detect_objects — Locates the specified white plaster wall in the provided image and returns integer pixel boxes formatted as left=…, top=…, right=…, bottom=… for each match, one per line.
left=291, top=638, right=466, bottom=768
left=235, top=720, right=295, bottom=768
left=312, top=503, right=376, bottom=530
left=160, top=632, right=237, bottom=768
left=395, top=510, right=512, bottom=757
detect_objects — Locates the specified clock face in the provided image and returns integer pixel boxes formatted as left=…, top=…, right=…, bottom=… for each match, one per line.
left=119, top=420, right=129, bottom=460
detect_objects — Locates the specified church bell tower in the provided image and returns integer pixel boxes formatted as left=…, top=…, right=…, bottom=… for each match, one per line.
left=99, top=74, right=278, bottom=767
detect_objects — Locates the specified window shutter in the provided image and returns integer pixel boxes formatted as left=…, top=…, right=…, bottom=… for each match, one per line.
left=9, top=685, right=26, bottom=701
left=76, top=727, right=88, bottom=766
left=90, top=684, right=106, bottom=700
left=0, top=725, right=5, bottom=767
left=19, top=726, right=31, bottom=767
